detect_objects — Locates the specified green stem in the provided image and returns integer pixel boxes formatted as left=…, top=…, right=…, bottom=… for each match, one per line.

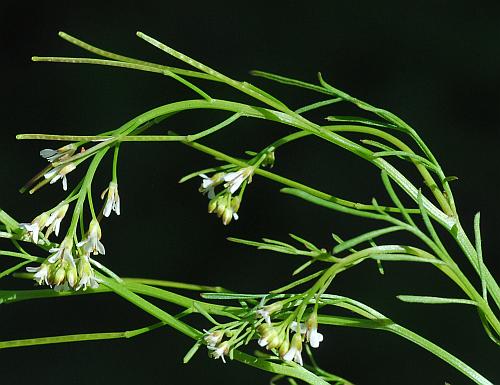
left=318, top=314, right=492, bottom=385
left=101, top=275, right=330, bottom=385
left=0, top=321, right=166, bottom=349
left=112, top=144, right=120, bottom=182
left=67, top=149, right=109, bottom=236
left=183, top=139, right=418, bottom=214
left=56, top=31, right=218, bottom=81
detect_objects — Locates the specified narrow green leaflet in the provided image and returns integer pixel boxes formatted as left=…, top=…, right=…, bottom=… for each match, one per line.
left=397, top=295, right=477, bottom=305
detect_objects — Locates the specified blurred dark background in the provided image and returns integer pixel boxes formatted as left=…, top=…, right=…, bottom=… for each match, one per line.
left=0, top=1, right=499, bottom=384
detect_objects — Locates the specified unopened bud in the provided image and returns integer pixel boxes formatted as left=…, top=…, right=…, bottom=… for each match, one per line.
left=291, top=331, right=303, bottom=350
left=279, top=337, right=290, bottom=358
left=52, top=265, right=66, bottom=286
left=65, top=264, right=78, bottom=288
left=266, top=333, right=282, bottom=350
left=208, top=197, right=218, bottom=213
left=222, top=207, right=234, bottom=225
left=262, top=151, right=276, bottom=168
left=230, top=196, right=241, bottom=212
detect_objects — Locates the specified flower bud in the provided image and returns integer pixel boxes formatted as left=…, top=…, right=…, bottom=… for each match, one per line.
left=204, top=330, right=224, bottom=347
left=222, top=207, right=234, bottom=225
left=215, top=197, right=226, bottom=217
left=230, top=196, right=241, bottom=212
left=52, top=265, right=66, bottom=286
left=278, top=336, right=290, bottom=359
left=65, top=263, right=78, bottom=288
left=208, top=197, right=218, bottom=213
left=262, top=151, right=276, bottom=168
left=266, top=333, right=282, bottom=350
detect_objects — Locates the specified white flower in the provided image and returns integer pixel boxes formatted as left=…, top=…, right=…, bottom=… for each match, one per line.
left=257, top=302, right=283, bottom=325
left=290, top=321, right=307, bottom=335
left=44, top=163, right=76, bottom=191
left=76, top=254, right=100, bottom=291
left=208, top=341, right=230, bottom=363
left=26, top=263, right=50, bottom=286
left=19, top=222, right=40, bottom=244
left=40, top=144, right=77, bottom=163
left=283, top=345, right=303, bottom=365
left=77, top=219, right=105, bottom=255
left=203, top=330, right=224, bottom=347
left=199, top=173, right=224, bottom=199
left=19, top=212, right=50, bottom=244
left=223, top=166, right=255, bottom=194
left=44, top=204, right=69, bottom=238
left=307, top=327, right=324, bottom=348
left=48, top=238, right=75, bottom=265
left=282, top=333, right=303, bottom=366
left=101, top=181, right=120, bottom=217
left=256, top=309, right=271, bottom=325
left=305, top=312, right=323, bottom=348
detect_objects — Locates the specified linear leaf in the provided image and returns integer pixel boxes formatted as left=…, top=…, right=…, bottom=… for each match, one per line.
left=397, top=295, right=477, bottom=306
left=325, top=115, right=400, bottom=130
left=270, top=269, right=325, bottom=294
left=372, top=150, right=438, bottom=172
left=332, top=226, right=405, bottom=254
left=288, top=233, right=318, bottom=251
left=380, top=170, right=416, bottom=226
left=295, top=98, right=342, bottom=114
left=474, top=212, right=487, bottom=301
left=183, top=341, right=202, bottom=364
left=361, top=139, right=399, bottom=154
left=281, top=188, right=388, bottom=221
left=370, top=254, right=446, bottom=264
left=250, top=70, right=331, bottom=95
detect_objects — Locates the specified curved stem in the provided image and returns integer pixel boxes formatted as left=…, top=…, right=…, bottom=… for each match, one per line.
left=318, top=314, right=493, bottom=385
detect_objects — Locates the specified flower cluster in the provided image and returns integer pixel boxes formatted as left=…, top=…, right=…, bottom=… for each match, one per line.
left=198, top=166, right=255, bottom=225
left=256, top=311, right=324, bottom=366
left=26, top=235, right=102, bottom=291
left=208, top=194, right=240, bottom=225
left=24, top=215, right=107, bottom=291
left=19, top=152, right=122, bottom=289
left=204, top=329, right=231, bottom=363
left=19, top=204, right=69, bottom=244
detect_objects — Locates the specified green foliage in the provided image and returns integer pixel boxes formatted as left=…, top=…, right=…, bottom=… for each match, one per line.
left=0, top=31, right=498, bottom=385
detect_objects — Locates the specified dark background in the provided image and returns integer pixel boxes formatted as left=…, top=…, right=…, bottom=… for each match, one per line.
left=1, top=1, right=499, bottom=384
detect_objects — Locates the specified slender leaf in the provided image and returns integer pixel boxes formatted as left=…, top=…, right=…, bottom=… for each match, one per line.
left=0, top=260, right=31, bottom=279
left=361, top=139, right=398, bottom=154
left=325, top=115, right=400, bottom=130
left=372, top=150, right=438, bottom=172
left=380, top=170, right=416, bottom=226
left=270, top=269, right=325, bottom=294
left=183, top=341, right=202, bottom=363
left=193, top=302, right=220, bottom=325
left=397, top=295, right=477, bottom=306
left=332, top=225, right=405, bottom=254
left=295, top=98, right=342, bottom=114
left=281, top=188, right=389, bottom=221
left=289, top=233, right=319, bottom=251
left=474, top=212, right=487, bottom=302
left=251, top=70, right=331, bottom=95
left=370, top=254, right=446, bottom=264
left=293, top=260, right=315, bottom=276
